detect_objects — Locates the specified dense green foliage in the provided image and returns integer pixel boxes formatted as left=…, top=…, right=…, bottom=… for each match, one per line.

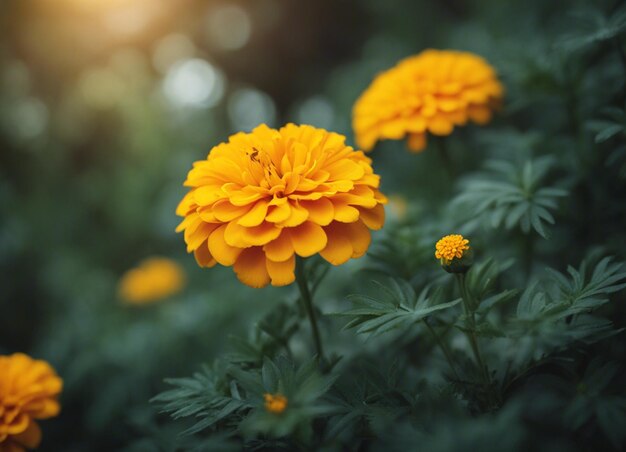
left=1, top=0, right=626, bottom=450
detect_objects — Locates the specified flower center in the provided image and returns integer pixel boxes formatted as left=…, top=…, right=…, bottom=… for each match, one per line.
left=246, top=146, right=288, bottom=195
left=435, top=234, right=470, bottom=262
left=248, top=147, right=278, bottom=175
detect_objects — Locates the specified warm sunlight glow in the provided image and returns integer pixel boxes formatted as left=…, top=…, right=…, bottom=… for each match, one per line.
left=59, top=0, right=146, bottom=12
left=51, top=0, right=167, bottom=37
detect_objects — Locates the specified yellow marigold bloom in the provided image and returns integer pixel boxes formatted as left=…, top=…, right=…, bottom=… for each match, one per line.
left=118, top=257, right=186, bottom=304
left=176, top=123, right=387, bottom=288
left=353, top=49, right=504, bottom=153
left=264, top=393, right=288, bottom=414
left=435, top=234, right=470, bottom=262
left=0, top=353, right=62, bottom=452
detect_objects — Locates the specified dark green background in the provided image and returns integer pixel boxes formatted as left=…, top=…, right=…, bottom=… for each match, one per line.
left=1, top=0, right=625, bottom=450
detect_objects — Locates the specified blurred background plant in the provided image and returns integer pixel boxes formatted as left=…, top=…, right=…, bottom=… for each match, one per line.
left=1, top=0, right=626, bottom=451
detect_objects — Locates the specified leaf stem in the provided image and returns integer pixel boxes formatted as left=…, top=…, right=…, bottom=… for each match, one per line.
left=614, top=37, right=626, bottom=74
left=423, top=319, right=461, bottom=381
left=435, top=137, right=456, bottom=179
left=614, top=37, right=626, bottom=105
left=455, top=273, right=496, bottom=406
left=295, top=257, right=324, bottom=362
left=523, top=233, right=534, bottom=281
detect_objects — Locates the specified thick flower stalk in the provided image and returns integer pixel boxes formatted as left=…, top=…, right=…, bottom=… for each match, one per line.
left=118, top=257, right=186, bottom=304
left=0, top=353, right=62, bottom=452
left=353, top=49, right=504, bottom=152
left=176, top=123, right=387, bottom=288
left=434, top=234, right=497, bottom=407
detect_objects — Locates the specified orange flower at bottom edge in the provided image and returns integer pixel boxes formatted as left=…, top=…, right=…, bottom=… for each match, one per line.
left=0, top=353, right=63, bottom=452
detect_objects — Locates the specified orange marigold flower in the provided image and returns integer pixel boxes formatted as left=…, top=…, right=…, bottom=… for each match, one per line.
left=264, top=393, right=288, bottom=414
left=118, top=257, right=186, bottom=304
left=176, top=123, right=387, bottom=288
left=353, top=49, right=504, bottom=153
left=435, top=234, right=470, bottom=262
left=0, top=353, right=62, bottom=452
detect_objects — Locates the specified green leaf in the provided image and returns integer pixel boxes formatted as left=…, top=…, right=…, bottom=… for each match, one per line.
left=595, top=123, right=624, bottom=143
left=262, top=357, right=281, bottom=392
left=477, top=289, right=519, bottom=316
left=451, top=156, right=566, bottom=238
left=556, top=5, right=626, bottom=52
left=336, top=279, right=461, bottom=337
left=596, top=398, right=626, bottom=449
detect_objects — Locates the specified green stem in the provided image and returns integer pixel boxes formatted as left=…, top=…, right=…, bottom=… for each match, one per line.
left=295, top=257, right=324, bottom=362
left=614, top=38, right=626, bottom=105
left=423, top=320, right=461, bottom=381
left=434, top=137, right=456, bottom=179
left=614, top=37, right=626, bottom=73
left=523, top=233, right=534, bottom=282
left=455, top=274, right=493, bottom=399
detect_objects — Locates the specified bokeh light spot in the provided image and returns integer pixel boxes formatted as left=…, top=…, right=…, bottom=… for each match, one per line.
left=163, top=59, right=225, bottom=109
left=206, top=5, right=252, bottom=51
left=295, top=96, right=335, bottom=130
left=10, top=97, right=48, bottom=140
left=152, top=34, right=196, bottom=74
left=227, top=87, right=276, bottom=131
left=78, top=68, right=126, bottom=110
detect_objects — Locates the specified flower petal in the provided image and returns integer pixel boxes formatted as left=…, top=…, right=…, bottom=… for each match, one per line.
left=346, top=220, right=371, bottom=257
left=263, top=232, right=294, bottom=262
left=237, top=200, right=269, bottom=227
left=289, top=222, right=328, bottom=257
left=185, top=223, right=219, bottom=252
left=194, top=241, right=217, bottom=268
left=267, top=255, right=296, bottom=286
left=320, top=224, right=353, bottom=265
left=234, top=247, right=271, bottom=288
left=278, top=202, right=309, bottom=227
left=427, top=115, right=454, bottom=135
left=332, top=202, right=360, bottom=223
left=10, top=419, right=41, bottom=449
left=241, top=222, right=282, bottom=246
left=359, top=204, right=385, bottom=230
left=208, top=225, right=243, bottom=266
left=5, top=414, right=29, bottom=434
left=407, top=133, right=427, bottom=152
left=300, top=198, right=334, bottom=226
left=265, top=198, right=291, bottom=223
left=213, top=200, right=251, bottom=222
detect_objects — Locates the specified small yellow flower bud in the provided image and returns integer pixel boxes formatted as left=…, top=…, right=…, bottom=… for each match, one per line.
left=435, top=234, right=473, bottom=273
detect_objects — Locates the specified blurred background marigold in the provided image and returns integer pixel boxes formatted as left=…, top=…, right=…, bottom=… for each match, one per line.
left=353, top=49, right=504, bottom=153
left=118, top=257, right=186, bottom=304
left=0, top=353, right=62, bottom=452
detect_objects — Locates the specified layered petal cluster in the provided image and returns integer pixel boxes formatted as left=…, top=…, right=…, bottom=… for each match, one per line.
left=353, top=49, right=504, bottom=152
left=176, top=124, right=387, bottom=288
left=118, top=257, right=186, bottom=304
left=0, top=354, right=62, bottom=452
left=435, top=234, right=470, bottom=262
